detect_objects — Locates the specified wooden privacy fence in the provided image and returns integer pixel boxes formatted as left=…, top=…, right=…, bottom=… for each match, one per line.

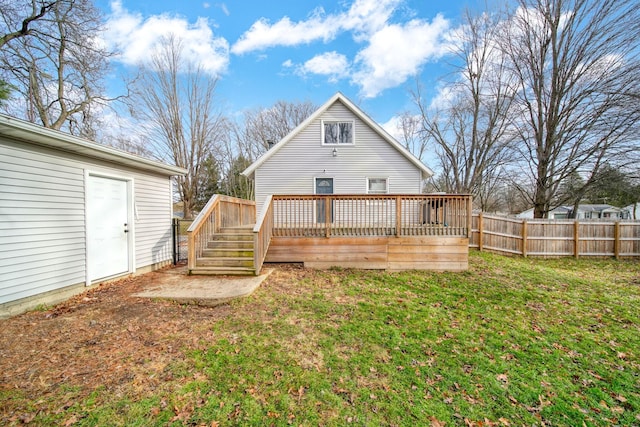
left=471, top=213, right=640, bottom=258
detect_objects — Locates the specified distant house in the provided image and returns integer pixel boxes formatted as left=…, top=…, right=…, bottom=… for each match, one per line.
left=242, top=92, right=433, bottom=214
left=622, top=203, right=640, bottom=220
left=517, top=204, right=625, bottom=220
left=0, top=115, right=186, bottom=318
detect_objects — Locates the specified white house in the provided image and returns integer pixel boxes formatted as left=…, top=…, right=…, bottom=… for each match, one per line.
left=623, top=203, right=640, bottom=220
left=0, top=115, right=186, bottom=318
left=242, top=92, right=433, bottom=214
left=517, top=204, right=625, bottom=220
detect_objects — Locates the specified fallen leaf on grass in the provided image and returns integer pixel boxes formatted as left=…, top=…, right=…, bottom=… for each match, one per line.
left=496, top=373, right=508, bottom=384
left=19, top=413, right=36, bottom=424
left=430, top=416, right=446, bottom=427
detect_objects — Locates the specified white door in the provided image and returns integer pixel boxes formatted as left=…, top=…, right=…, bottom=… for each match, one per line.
left=87, top=175, right=130, bottom=281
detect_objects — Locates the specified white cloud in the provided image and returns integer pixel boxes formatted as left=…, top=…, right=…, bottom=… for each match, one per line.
left=340, top=0, right=401, bottom=41
left=232, top=8, right=338, bottom=55
left=353, top=15, right=450, bottom=98
left=218, top=3, right=230, bottom=16
left=298, top=52, right=350, bottom=82
left=380, top=115, right=406, bottom=141
left=231, top=0, right=399, bottom=54
left=232, top=0, right=451, bottom=98
left=105, top=0, right=229, bottom=75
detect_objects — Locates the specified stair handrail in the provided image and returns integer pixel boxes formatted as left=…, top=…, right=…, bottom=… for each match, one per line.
left=187, top=195, right=222, bottom=270
left=187, top=194, right=257, bottom=271
left=253, top=195, right=274, bottom=275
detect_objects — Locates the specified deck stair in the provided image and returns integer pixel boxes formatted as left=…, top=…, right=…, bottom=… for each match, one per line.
left=191, top=225, right=256, bottom=275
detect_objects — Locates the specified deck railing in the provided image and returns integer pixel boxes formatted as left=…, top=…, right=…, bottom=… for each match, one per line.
left=187, top=195, right=256, bottom=271
left=270, top=194, right=472, bottom=238
left=253, top=195, right=274, bottom=275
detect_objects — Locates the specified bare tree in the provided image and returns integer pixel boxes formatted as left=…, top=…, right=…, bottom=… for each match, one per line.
left=130, top=35, right=225, bottom=219
left=414, top=9, right=518, bottom=205
left=215, top=99, right=316, bottom=200
left=0, top=0, right=112, bottom=134
left=0, top=0, right=58, bottom=48
left=504, top=0, right=640, bottom=218
left=394, top=111, right=429, bottom=163
left=238, top=100, right=317, bottom=161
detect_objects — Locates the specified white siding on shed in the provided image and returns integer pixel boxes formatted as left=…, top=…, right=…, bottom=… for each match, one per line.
left=0, top=137, right=174, bottom=305
left=0, top=140, right=86, bottom=304
left=254, top=101, right=423, bottom=213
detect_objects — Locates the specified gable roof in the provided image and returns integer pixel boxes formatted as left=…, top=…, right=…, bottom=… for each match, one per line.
left=242, top=92, right=433, bottom=179
left=0, top=114, right=186, bottom=176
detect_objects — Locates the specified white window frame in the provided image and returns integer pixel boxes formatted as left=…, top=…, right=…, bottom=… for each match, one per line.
left=367, top=177, right=389, bottom=195
left=321, top=120, right=355, bottom=145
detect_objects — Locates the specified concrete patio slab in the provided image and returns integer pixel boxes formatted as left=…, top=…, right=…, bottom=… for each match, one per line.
left=133, top=267, right=273, bottom=306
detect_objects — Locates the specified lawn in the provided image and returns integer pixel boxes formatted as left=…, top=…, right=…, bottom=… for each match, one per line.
left=1, top=252, right=639, bottom=426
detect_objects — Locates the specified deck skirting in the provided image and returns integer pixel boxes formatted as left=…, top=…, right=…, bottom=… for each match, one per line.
left=265, top=236, right=469, bottom=271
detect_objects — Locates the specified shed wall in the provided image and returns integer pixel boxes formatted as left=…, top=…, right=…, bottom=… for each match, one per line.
left=0, top=137, right=173, bottom=306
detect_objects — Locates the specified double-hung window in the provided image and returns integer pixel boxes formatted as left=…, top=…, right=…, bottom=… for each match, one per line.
left=367, top=178, right=388, bottom=194
left=322, top=121, right=354, bottom=145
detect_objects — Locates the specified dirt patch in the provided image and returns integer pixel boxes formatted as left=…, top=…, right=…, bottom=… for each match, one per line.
left=0, top=266, right=293, bottom=415
left=0, top=263, right=343, bottom=424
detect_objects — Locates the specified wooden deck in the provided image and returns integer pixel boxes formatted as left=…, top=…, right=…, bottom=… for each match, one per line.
left=266, top=236, right=469, bottom=271
left=188, top=194, right=472, bottom=274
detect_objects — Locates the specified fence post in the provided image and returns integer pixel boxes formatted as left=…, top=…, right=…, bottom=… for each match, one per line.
left=522, top=219, right=528, bottom=257
left=574, top=220, right=580, bottom=259
left=478, top=212, right=484, bottom=252
left=614, top=221, right=620, bottom=259
left=172, top=218, right=178, bottom=265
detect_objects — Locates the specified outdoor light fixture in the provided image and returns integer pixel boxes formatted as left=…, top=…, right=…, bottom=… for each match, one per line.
left=332, top=147, right=338, bottom=157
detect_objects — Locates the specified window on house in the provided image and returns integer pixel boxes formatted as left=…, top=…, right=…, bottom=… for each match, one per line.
left=323, top=121, right=354, bottom=145
left=367, top=178, right=388, bottom=194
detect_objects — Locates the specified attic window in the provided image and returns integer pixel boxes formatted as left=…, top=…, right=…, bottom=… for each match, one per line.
left=322, top=121, right=354, bottom=145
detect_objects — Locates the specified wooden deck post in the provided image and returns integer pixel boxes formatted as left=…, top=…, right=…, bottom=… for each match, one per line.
left=187, top=231, right=195, bottom=270
left=614, top=221, right=620, bottom=259
left=478, top=211, right=484, bottom=252
left=396, top=196, right=402, bottom=237
left=467, top=196, right=473, bottom=240
left=325, top=195, right=331, bottom=238
left=574, top=220, right=580, bottom=258
left=522, top=219, right=528, bottom=257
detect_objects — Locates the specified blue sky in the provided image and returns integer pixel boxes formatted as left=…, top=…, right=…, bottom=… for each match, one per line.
left=96, top=0, right=477, bottom=128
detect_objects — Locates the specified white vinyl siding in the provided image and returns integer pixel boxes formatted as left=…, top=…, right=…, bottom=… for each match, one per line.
left=254, top=100, right=422, bottom=214
left=132, top=174, right=173, bottom=267
left=0, top=137, right=174, bottom=305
